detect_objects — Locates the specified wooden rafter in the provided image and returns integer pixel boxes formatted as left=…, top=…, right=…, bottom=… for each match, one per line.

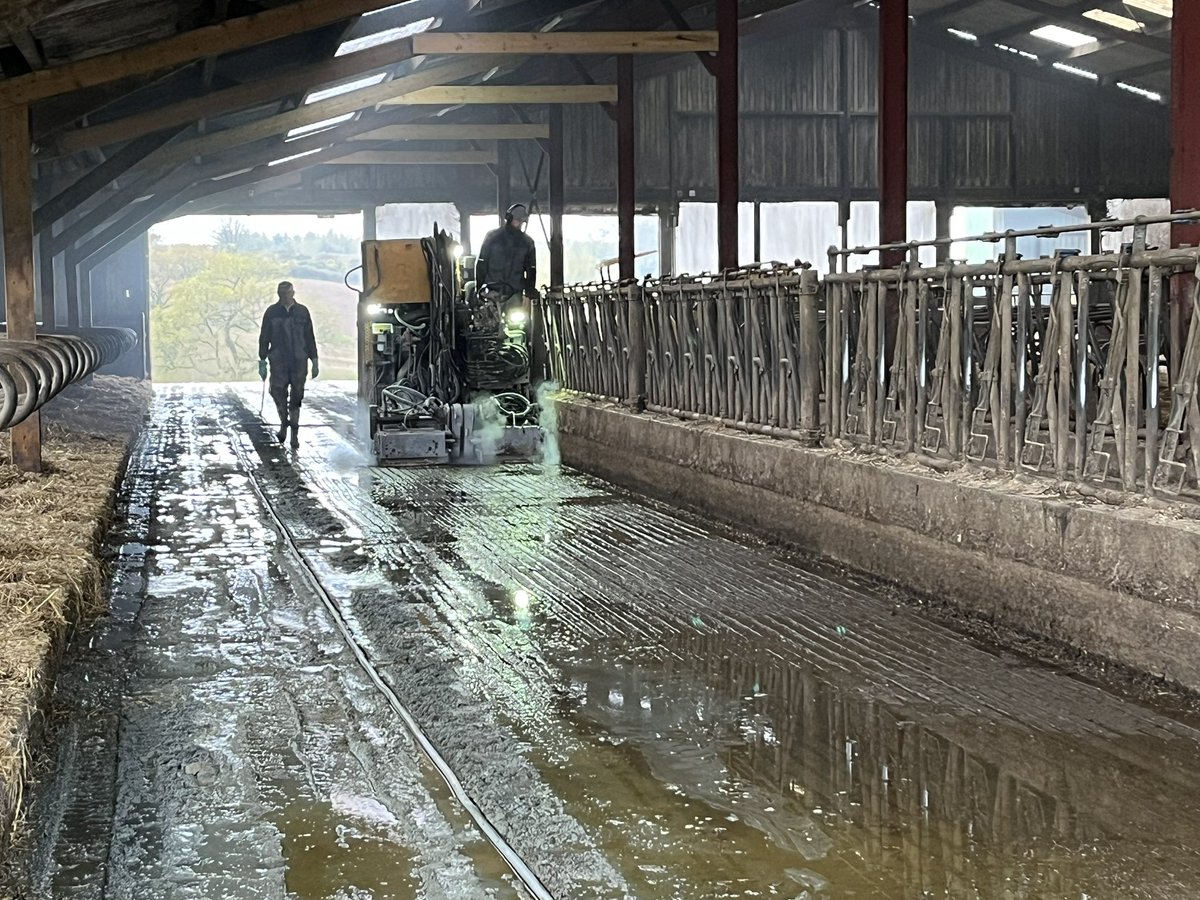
left=380, top=84, right=618, bottom=105
left=145, top=56, right=504, bottom=170
left=411, top=31, right=718, bottom=54
left=72, top=142, right=362, bottom=266
left=351, top=123, right=549, bottom=141
left=328, top=149, right=498, bottom=164
left=0, top=0, right=414, bottom=107
left=44, top=39, right=419, bottom=157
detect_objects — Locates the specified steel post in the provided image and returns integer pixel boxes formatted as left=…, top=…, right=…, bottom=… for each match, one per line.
left=716, top=0, right=739, bottom=271
left=879, top=0, right=909, bottom=269
left=617, top=55, right=635, bottom=283
left=549, top=104, right=565, bottom=288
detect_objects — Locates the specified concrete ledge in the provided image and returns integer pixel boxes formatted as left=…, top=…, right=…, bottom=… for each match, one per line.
left=556, top=397, right=1200, bottom=690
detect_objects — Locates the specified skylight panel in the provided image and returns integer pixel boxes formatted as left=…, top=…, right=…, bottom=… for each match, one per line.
left=335, top=16, right=436, bottom=57
left=305, top=73, right=387, bottom=105
left=1030, top=24, right=1096, bottom=47
left=269, top=148, right=323, bottom=167
left=1118, top=82, right=1163, bottom=101
left=1052, top=61, right=1100, bottom=80
left=947, top=27, right=977, bottom=41
left=286, top=113, right=355, bottom=140
left=994, top=42, right=1039, bottom=61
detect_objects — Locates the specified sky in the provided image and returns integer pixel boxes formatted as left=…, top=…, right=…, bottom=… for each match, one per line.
left=151, top=213, right=364, bottom=245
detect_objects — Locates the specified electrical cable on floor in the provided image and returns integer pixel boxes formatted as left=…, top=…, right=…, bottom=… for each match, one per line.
left=225, top=422, right=557, bottom=900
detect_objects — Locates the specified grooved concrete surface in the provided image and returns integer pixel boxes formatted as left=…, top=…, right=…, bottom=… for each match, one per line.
left=8, top=383, right=1200, bottom=900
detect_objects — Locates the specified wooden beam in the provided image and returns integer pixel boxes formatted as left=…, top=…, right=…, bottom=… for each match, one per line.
left=351, top=122, right=549, bottom=141
left=76, top=144, right=359, bottom=268
left=328, top=149, right=497, bottom=164
left=412, top=31, right=719, bottom=54
left=35, top=128, right=185, bottom=231
left=1, top=105, right=40, bottom=471
left=381, top=84, right=618, bottom=105
left=45, top=39, right=417, bottom=157
left=0, top=0, right=415, bottom=107
left=148, top=56, right=502, bottom=169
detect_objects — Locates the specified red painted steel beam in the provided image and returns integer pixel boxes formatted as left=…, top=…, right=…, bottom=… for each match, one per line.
left=716, top=0, right=739, bottom=271
left=879, top=0, right=909, bottom=268
left=1173, top=1, right=1200, bottom=247
left=618, top=55, right=635, bottom=282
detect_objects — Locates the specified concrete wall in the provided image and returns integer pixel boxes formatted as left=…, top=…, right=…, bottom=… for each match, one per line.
left=557, top=397, right=1200, bottom=690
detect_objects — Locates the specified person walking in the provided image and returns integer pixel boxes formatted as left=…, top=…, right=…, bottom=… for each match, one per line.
left=258, top=280, right=318, bottom=447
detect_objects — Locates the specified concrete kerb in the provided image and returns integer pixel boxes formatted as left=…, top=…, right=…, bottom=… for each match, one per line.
left=555, top=396, right=1200, bottom=691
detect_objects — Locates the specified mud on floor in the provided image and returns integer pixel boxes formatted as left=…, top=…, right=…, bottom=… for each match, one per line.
left=0, top=376, right=149, bottom=847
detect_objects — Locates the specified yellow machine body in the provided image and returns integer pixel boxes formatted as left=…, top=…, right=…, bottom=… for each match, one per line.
left=361, top=239, right=431, bottom=304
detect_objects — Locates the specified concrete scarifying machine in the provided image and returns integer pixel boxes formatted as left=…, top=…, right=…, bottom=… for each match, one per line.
left=355, top=228, right=544, bottom=465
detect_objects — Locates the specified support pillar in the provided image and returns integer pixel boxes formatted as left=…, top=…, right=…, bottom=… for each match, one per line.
left=935, top=200, right=953, bottom=265
left=64, top=246, right=80, bottom=329
left=2, top=105, right=40, bottom=471
left=362, top=205, right=377, bottom=242
left=617, top=54, right=643, bottom=404
left=79, top=258, right=93, bottom=326
left=37, top=229, right=54, bottom=331
left=454, top=205, right=472, bottom=255
left=753, top=200, right=762, bottom=263
left=879, top=0, right=909, bottom=268
left=1086, top=198, right=1107, bottom=256
left=658, top=205, right=676, bottom=277
left=1171, top=2, right=1200, bottom=381
left=549, top=104, right=565, bottom=288
left=496, top=141, right=512, bottom=221
left=716, top=0, right=739, bottom=271
left=1172, top=1, right=1200, bottom=245
left=617, top=55, right=635, bottom=282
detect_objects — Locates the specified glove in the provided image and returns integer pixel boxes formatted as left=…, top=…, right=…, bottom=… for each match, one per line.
left=258, top=360, right=268, bottom=380
left=311, top=360, right=320, bottom=379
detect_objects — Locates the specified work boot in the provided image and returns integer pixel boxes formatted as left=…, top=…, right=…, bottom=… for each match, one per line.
left=276, top=420, right=288, bottom=444
left=289, top=424, right=300, bottom=448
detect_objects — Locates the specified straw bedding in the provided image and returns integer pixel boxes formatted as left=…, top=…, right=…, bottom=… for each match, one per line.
left=0, top=376, right=150, bottom=844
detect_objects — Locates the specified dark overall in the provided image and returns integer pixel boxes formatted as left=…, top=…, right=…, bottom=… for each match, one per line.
left=258, top=301, right=318, bottom=428
left=476, top=225, right=537, bottom=299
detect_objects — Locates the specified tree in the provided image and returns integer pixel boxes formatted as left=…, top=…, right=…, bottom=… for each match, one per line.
left=213, top=218, right=253, bottom=252
left=149, top=244, right=213, bottom=311
left=152, top=251, right=286, bottom=381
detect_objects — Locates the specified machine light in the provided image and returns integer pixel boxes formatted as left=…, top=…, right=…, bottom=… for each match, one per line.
left=366, top=303, right=383, bottom=316
left=507, top=309, right=528, bottom=326
left=452, top=241, right=464, bottom=259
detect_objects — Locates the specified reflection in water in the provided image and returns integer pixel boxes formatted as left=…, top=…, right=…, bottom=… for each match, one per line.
left=275, top=794, right=418, bottom=899
left=359, top=461, right=1200, bottom=900
left=556, top=628, right=1200, bottom=899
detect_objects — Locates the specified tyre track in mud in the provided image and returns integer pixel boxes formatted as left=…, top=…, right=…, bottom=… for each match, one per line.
left=11, top=393, right=522, bottom=900
left=226, top=394, right=630, bottom=899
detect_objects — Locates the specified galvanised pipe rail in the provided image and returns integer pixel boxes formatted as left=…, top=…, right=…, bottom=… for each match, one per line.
left=545, top=220, right=1200, bottom=502
left=0, top=327, right=137, bottom=430
left=828, top=210, right=1200, bottom=268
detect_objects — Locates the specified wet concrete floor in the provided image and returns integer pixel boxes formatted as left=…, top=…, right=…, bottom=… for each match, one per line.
left=7, top=383, right=1200, bottom=899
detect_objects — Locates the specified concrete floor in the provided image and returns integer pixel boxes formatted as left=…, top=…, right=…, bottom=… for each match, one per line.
left=8, top=383, right=1200, bottom=899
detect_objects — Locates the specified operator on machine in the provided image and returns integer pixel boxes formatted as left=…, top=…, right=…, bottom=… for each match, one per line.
left=257, top=280, right=319, bottom=448
left=475, top=203, right=541, bottom=317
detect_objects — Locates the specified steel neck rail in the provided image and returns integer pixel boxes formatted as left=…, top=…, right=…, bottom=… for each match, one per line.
left=543, top=222, right=1200, bottom=502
